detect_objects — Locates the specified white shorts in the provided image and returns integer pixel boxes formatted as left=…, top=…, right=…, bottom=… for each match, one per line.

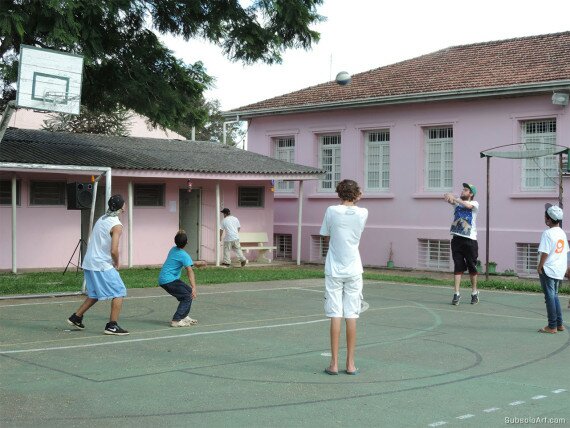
left=324, top=274, right=363, bottom=319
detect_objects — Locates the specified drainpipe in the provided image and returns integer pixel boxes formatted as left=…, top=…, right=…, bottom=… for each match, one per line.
left=296, top=180, right=304, bottom=265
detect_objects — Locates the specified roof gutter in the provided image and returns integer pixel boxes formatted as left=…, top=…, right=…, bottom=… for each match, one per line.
left=223, top=80, right=570, bottom=119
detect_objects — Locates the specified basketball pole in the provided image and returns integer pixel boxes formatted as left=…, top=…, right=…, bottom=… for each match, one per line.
left=485, top=156, right=490, bottom=282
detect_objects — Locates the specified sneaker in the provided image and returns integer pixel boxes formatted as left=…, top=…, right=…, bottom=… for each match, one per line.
left=221, top=263, right=231, bottom=268
left=104, top=322, right=129, bottom=335
left=241, top=259, right=248, bottom=267
left=471, top=292, right=479, bottom=305
left=171, top=318, right=195, bottom=327
left=451, top=293, right=461, bottom=305
left=183, top=316, right=198, bottom=325
left=67, top=313, right=85, bottom=329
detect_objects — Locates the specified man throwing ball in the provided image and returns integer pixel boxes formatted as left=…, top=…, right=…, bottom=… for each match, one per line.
left=444, top=183, right=480, bottom=306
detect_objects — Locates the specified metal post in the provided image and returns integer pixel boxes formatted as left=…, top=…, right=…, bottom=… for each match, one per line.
left=485, top=156, right=490, bottom=282
left=11, top=175, right=17, bottom=273
left=128, top=181, right=133, bottom=267
left=296, top=180, right=304, bottom=265
left=216, top=182, right=221, bottom=266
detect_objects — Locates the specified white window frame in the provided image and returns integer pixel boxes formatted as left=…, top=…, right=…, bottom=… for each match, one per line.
left=424, top=127, right=453, bottom=192
left=318, top=134, right=341, bottom=192
left=521, top=119, right=557, bottom=191
left=516, top=243, right=539, bottom=276
left=273, top=136, right=295, bottom=193
left=273, top=234, right=293, bottom=260
left=418, top=239, right=451, bottom=270
left=311, top=235, right=329, bottom=262
left=365, top=130, right=390, bottom=191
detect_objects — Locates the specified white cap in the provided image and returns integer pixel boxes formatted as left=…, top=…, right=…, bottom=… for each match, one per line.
left=546, top=204, right=563, bottom=221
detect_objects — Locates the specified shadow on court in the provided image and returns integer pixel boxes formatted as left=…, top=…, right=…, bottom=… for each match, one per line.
left=0, top=279, right=568, bottom=427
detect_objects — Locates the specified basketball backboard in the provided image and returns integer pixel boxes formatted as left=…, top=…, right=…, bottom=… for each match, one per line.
left=16, top=45, right=83, bottom=115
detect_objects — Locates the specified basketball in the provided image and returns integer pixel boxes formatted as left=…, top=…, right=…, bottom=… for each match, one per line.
left=335, top=71, right=351, bottom=86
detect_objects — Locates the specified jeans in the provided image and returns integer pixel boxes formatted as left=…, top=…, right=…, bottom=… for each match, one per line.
left=538, top=273, right=563, bottom=329
left=160, top=279, right=193, bottom=321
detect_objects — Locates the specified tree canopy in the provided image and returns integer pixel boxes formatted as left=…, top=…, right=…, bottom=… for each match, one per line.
left=0, top=0, right=323, bottom=129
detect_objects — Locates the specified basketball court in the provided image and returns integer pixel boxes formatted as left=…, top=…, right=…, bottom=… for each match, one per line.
left=1, top=279, right=568, bottom=427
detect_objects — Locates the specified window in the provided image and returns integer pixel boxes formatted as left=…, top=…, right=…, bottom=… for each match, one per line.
left=418, top=239, right=451, bottom=270
left=516, top=243, right=539, bottom=276
left=274, top=234, right=292, bottom=260
left=521, top=119, right=557, bottom=191
left=238, top=186, right=264, bottom=208
left=273, top=137, right=295, bottom=192
left=319, top=134, right=341, bottom=192
left=30, top=181, right=65, bottom=205
left=365, top=130, right=390, bottom=190
left=311, top=235, right=329, bottom=262
left=424, top=127, right=453, bottom=191
left=0, top=180, right=21, bottom=205
left=134, top=184, right=165, bottom=206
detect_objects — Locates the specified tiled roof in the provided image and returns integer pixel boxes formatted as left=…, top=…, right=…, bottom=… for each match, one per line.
left=0, top=128, right=323, bottom=176
left=227, top=32, right=570, bottom=116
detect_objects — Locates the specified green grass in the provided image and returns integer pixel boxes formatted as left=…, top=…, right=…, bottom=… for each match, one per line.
left=0, top=265, right=567, bottom=296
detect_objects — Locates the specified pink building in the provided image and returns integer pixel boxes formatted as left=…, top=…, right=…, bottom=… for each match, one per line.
left=0, top=128, right=322, bottom=271
left=225, top=32, right=570, bottom=275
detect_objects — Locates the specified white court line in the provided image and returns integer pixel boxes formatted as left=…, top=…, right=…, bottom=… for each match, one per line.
left=483, top=407, right=500, bottom=413
left=509, top=401, right=525, bottom=406
left=552, top=389, right=566, bottom=393
left=456, top=414, right=475, bottom=420
left=428, top=422, right=447, bottom=427
left=531, top=395, right=547, bottom=400
left=0, top=319, right=328, bottom=355
left=0, top=286, right=317, bottom=308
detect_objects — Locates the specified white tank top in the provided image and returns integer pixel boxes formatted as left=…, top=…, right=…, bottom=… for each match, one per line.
left=82, top=215, right=122, bottom=271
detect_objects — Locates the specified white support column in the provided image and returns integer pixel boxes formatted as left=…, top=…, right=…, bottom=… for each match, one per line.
left=216, top=182, right=221, bottom=266
left=296, top=180, right=304, bottom=265
left=11, top=176, right=17, bottom=273
left=128, top=181, right=134, bottom=268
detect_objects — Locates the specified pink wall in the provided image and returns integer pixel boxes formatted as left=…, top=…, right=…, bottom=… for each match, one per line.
left=8, top=110, right=186, bottom=140
left=0, top=175, right=275, bottom=270
left=247, top=94, right=569, bottom=273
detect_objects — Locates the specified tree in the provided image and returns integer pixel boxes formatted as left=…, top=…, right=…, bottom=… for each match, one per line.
left=42, top=106, right=133, bottom=136
left=0, top=0, right=323, bottom=130
left=173, top=99, right=245, bottom=146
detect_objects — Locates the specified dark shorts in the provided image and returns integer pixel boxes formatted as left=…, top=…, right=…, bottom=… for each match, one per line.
left=451, top=235, right=478, bottom=274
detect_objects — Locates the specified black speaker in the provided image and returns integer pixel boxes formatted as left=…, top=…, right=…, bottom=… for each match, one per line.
left=67, top=182, right=93, bottom=210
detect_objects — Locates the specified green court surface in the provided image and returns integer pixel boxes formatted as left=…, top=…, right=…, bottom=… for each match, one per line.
left=0, top=279, right=568, bottom=427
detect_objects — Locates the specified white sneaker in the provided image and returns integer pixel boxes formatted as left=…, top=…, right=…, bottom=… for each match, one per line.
left=170, top=318, right=194, bottom=327
left=241, top=259, right=248, bottom=267
left=183, top=316, right=198, bottom=325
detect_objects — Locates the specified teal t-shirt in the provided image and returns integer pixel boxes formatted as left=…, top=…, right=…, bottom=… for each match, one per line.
left=158, top=247, right=193, bottom=285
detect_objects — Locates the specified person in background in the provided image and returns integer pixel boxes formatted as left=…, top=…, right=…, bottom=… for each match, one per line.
left=219, top=208, right=248, bottom=268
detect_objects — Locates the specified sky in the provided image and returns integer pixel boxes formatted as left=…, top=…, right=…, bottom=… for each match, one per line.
left=161, top=0, right=570, bottom=111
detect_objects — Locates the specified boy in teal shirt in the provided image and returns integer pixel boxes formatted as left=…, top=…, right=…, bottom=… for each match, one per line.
left=159, top=230, right=198, bottom=327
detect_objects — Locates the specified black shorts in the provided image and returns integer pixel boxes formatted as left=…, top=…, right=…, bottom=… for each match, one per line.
left=451, top=235, right=478, bottom=274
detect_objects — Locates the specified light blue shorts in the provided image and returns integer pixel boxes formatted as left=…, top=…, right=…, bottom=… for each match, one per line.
left=84, top=269, right=127, bottom=300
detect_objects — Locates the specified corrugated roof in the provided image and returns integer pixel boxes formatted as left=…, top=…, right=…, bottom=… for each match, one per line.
left=0, top=128, right=323, bottom=176
left=226, top=31, right=570, bottom=116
